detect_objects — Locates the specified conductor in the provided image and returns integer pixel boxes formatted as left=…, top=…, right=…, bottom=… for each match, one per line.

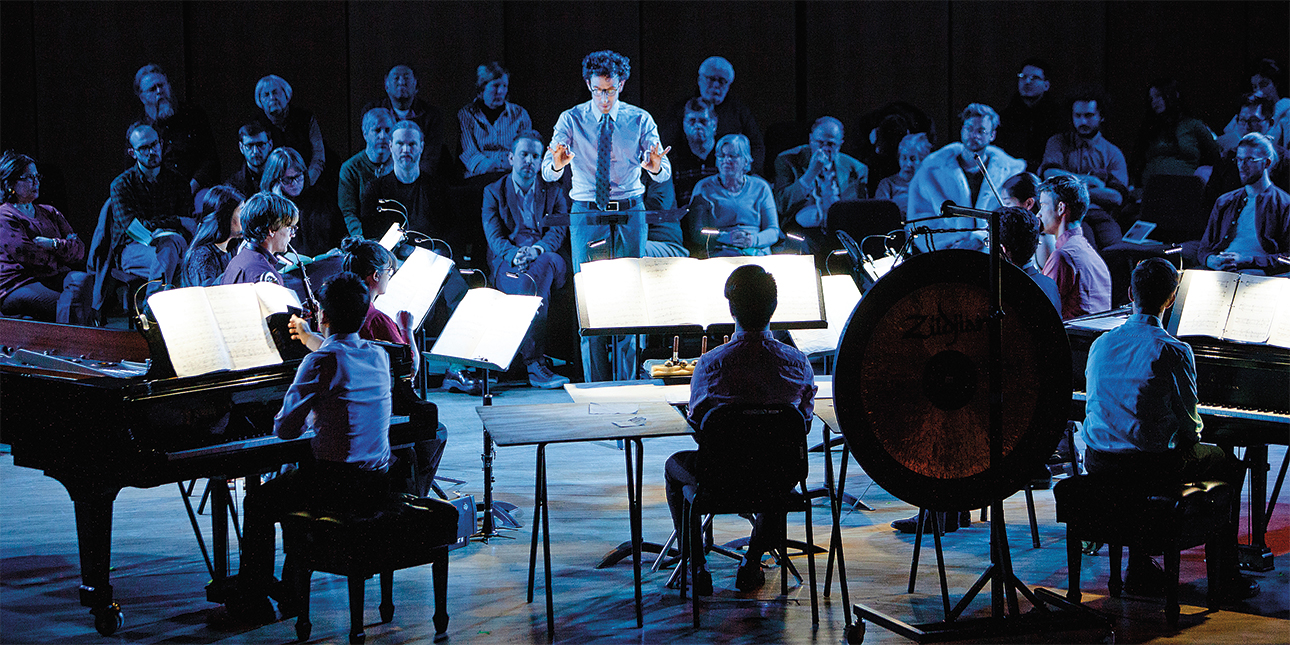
left=542, top=49, right=670, bottom=382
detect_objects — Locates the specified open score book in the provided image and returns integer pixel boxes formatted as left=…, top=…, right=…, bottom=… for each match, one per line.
left=147, top=282, right=302, bottom=377
left=574, top=255, right=827, bottom=335
left=1168, top=270, right=1290, bottom=348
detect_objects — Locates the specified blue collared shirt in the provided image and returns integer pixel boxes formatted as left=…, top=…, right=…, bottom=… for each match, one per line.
left=1083, top=314, right=1203, bottom=454
left=542, top=99, right=671, bottom=202
left=275, top=333, right=392, bottom=472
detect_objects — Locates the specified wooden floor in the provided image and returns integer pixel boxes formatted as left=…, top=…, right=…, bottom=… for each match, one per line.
left=2, top=381, right=1287, bottom=644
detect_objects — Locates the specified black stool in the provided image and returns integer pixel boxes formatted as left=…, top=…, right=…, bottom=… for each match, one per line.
left=282, top=495, right=459, bottom=643
left=1054, top=474, right=1232, bottom=626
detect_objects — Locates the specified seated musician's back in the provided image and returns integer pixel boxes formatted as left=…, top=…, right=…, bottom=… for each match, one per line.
left=664, top=265, right=817, bottom=596
left=239, top=271, right=392, bottom=622
left=1082, top=257, right=1257, bottom=599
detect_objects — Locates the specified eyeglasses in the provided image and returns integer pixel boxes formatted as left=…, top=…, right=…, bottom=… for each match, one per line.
left=590, top=87, right=619, bottom=99
left=1017, top=73, right=1045, bottom=82
left=701, top=74, right=731, bottom=87
left=1237, top=116, right=1270, bottom=127
left=133, top=140, right=162, bottom=153
left=17, top=173, right=41, bottom=183
left=1235, top=156, right=1269, bottom=166
left=716, top=153, right=742, bottom=161
left=275, top=225, right=298, bottom=236
left=281, top=173, right=305, bottom=186
left=378, top=267, right=396, bottom=278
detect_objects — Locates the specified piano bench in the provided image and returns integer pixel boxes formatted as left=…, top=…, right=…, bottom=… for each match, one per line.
left=282, top=495, right=459, bottom=644
left=1054, top=475, right=1232, bottom=626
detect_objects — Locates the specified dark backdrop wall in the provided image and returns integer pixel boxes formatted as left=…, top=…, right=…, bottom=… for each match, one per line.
left=2, top=0, right=1285, bottom=238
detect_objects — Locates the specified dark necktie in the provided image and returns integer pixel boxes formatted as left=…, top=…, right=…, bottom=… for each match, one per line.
left=596, top=115, right=614, bottom=209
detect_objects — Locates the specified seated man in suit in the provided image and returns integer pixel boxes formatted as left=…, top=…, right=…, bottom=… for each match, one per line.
left=481, top=130, right=570, bottom=389
left=1083, top=257, right=1257, bottom=599
left=240, top=271, right=394, bottom=621
left=664, top=265, right=817, bottom=595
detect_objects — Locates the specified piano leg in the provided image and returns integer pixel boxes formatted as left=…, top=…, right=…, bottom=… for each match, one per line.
left=1239, top=444, right=1275, bottom=572
left=70, top=487, right=125, bottom=636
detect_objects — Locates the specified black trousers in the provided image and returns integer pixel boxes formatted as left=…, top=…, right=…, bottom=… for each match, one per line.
left=664, top=451, right=783, bottom=569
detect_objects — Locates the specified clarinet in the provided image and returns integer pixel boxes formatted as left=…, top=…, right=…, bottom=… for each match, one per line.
left=285, top=242, right=320, bottom=320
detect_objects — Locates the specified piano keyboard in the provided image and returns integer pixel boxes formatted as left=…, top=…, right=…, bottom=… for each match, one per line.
left=1072, top=391, right=1290, bottom=425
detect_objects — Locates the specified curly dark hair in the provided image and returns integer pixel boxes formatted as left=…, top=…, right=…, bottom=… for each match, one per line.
left=582, top=50, right=630, bottom=82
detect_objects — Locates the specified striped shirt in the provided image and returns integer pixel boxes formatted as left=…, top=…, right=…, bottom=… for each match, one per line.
left=458, top=100, right=532, bottom=178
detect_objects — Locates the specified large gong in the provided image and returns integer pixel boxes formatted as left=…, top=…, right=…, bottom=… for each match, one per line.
left=834, top=250, right=1071, bottom=512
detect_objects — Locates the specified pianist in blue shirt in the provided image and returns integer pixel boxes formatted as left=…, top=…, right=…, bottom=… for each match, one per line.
left=1081, top=257, right=1258, bottom=599
left=238, top=271, right=393, bottom=622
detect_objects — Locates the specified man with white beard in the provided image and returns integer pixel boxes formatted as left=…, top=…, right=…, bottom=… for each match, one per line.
left=131, top=63, right=220, bottom=192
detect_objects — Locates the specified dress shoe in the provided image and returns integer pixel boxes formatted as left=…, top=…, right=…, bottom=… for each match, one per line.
left=1219, top=574, right=1260, bottom=600
left=691, top=569, right=713, bottom=596
left=735, top=559, right=766, bottom=593
left=1123, top=556, right=1167, bottom=596
left=892, top=511, right=958, bottom=534
left=527, top=361, right=570, bottom=389
left=443, top=368, right=482, bottom=395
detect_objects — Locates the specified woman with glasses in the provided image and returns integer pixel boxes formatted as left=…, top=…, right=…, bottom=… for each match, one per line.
left=262, top=147, right=341, bottom=257
left=687, top=134, right=780, bottom=257
left=221, top=191, right=298, bottom=286
left=179, top=185, right=244, bottom=287
left=0, top=150, right=94, bottom=324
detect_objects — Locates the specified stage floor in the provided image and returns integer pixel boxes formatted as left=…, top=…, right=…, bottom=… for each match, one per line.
left=2, top=381, right=1287, bottom=644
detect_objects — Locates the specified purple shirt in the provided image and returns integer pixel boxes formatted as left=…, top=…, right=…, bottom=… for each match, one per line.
left=687, top=330, right=817, bottom=427
left=1042, top=226, right=1111, bottom=320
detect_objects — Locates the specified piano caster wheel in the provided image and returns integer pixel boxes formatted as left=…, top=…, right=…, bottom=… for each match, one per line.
left=380, top=602, right=394, bottom=623
left=93, top=604, right=124, bottom=636
left=349, top=630, right=365, bottom=644
left=295, top=618, right=311, bottom=642
left=845, top=620, right=865, bottom=644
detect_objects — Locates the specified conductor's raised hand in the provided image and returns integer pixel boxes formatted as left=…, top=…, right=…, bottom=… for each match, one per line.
left=642, top=143, right=671, bottom=174
left=550, top=143, right=574, bottom=170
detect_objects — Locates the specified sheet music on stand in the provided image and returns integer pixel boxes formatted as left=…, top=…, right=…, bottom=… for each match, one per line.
left=790, top=274, right=863, bottom=357
left=374, top=246, right=455, bottom=333
left=146, top=282, right=302, bottom=377
left=427, top=288, right=543, bottom=371
left=1166, top=269, right=1290, bottom=348
left=573, top=254, right=827, bottom=337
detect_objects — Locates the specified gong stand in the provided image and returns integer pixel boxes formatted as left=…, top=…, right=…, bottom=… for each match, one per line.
left=847, top=207, right=1111, bottom=644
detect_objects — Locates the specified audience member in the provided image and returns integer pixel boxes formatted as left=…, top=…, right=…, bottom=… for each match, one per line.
left=221, top=191, right=297, bottom=286
left=179, top=185, right=244, bottom=288
left=863, top=114, right=913, bottom=196
left=1132, top=78, right=1220, bottom=186
left=999, top=172, right=1052, bottom=266
left=459, top=62, right=533, bottom=181
left=774, top=116, right=868, bottom=258
left=1198, top=132, right=1290, bottom=276
left=1039, top=174, right=1111, bottom=319
left=671, top=98, right=720, bottom=205
left=541, top=50, right=670, bottom=382
left=661, top=57, right=765, bottom=173
left=0, top=151, right=93, bottom=324
left=664, top=264, right=816, bottom=595
left=131, top=63, right=220, bottom=191
left=689, top=134, right=779, bottom=257
left=262, top=147, right=341, bottom=257
left=1203, top=93, right=1290, bottom=214
left=364, top=65, right=445, bottom=179
left=997, top=59, right=1066, bottom=172
left=339, top=108, right=394, bottom=238
left=109, top=123, right=192, bottom=290
left=874, top=132, right=931, bottom=217
left=360, top=121, right=450, bottom=247
left=1082, top=257, right=1258, bottom=600
left=1040, top=91, right=1129, bottom=249
left=906, top=104, right=1024, bottom=252
left=226, top=122, right=272, bottom=199
left=998, top=205, right=1061, bottom=312
left=1219, top=59, right=1290, bottom=152
left=481, top=130, right=570, bottom=389
left=254, top=75, right=325, bottom=187
left=240, top=271, right=394, bottom=622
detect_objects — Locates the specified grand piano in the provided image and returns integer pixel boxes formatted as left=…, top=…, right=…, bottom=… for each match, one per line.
left=1065, top=306, right=1290, bottom=572
left=0, top=317, right=438, bottom=636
